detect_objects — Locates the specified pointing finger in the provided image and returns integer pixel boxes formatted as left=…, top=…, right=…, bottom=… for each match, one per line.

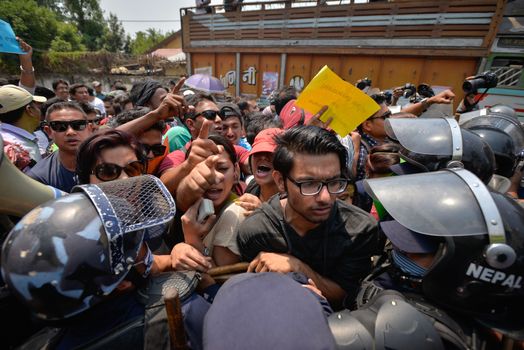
left=198, top=119, right=213, bottom=139
left=172, top=77, right=186, bottom=94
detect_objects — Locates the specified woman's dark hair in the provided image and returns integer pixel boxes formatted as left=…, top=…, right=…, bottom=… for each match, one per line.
left=185, top=134, right=237, bottom=165
left=273, top=126, right=348, bottom=178
left=366, top=143, right=401, bottom=176
left=76, top=129, right=146, bottom=184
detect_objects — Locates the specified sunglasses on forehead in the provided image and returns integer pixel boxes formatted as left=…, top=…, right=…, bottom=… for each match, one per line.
left=48, top=120, right=88, bottom=132
left=142, top=143, right=167, bottom=157
left=92, top=160, right=145, bottom=182
left=89, top=116, right=104, bottom=126
left=369, top=110, right=392, bottom=121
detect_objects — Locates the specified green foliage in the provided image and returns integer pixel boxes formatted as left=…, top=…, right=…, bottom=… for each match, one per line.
left=50, top=22, right=86, bottom=52
left=130, top=29, right=173, bottom=55
left=61, top=0, right=106, bottom=51
left=104, top=13, right=125, bottom=53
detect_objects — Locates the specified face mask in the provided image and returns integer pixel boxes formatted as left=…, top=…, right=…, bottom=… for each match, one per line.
left=391, top=249, right=428, bottom=278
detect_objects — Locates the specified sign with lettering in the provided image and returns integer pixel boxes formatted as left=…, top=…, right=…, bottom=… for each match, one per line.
left=296, top=65, right=380, bottom=137
left=220, top=70, right=236, bottom=88
left=242, top=66, right=257, bottom=85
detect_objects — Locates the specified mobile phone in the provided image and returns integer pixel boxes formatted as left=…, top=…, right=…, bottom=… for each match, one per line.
left=197, top=199, right=215, bottom=224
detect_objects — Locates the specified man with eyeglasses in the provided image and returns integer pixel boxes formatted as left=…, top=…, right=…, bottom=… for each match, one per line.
left=27, top=102, right=92, bottom=192
left=237, top=126, right=378, bottom=309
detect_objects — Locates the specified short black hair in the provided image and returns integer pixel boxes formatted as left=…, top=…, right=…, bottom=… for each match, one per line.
left=45, top=101, right=86, bottom=121
left=272, top=86, right=297, bottom=115
left=0, top=106, right=26, bottom=124
left=108, top=107, right=165, bottom=133
left=52, top=79, right=69, bottom=91
left=273, top=126, right=348, bottom=179
left=185, top=92, right=216, bottom=120
left=245, top=112, right=282, bottom=145
left=69, top=83, right=87, bottom=96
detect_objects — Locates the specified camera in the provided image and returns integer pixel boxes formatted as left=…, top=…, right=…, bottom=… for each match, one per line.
left=356, top=77, right=372, bottom=90
left=417, top=84, right=435, bottom=98
left=462, top=71, right=498, bottom=94
left=401, top=83, right=416, bottom=99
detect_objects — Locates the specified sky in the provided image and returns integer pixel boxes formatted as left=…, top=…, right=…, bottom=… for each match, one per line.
left=98, top=0, right=222, bottom=37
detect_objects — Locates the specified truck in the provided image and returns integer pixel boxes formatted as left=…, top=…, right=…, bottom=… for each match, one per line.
left=180, top=0, right=515, bottom=114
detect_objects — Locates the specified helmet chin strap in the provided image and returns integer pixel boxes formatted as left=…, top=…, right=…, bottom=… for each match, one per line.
left=444, top=118, right=464, bottom=168
left=450, top=168, right=516, bottom=269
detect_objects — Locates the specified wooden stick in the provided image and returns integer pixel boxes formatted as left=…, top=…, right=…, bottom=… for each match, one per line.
left=207, top=262, right=249, bottom=277
left=164, top=288, right=188, bottom=350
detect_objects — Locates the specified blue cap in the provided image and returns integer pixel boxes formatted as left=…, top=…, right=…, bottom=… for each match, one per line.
left=203, top=272, right=336, bottom=350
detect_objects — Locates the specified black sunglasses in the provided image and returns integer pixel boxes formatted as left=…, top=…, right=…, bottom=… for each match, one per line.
left=88, top=116, right=104, bottom=125
left=194, top=110, right=220, bottom=120
left=142, top=143, right=167, bottom=158
left=92, top=160, right=145, bottom=182
left=48, top=120, right=88, bottom=132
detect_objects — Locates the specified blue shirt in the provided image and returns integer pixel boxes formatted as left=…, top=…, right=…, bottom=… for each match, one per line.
left=26, top=151, right=77, bottom=193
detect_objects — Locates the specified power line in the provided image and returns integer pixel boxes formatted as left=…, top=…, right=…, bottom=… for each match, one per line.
left=119, top=19, right=181, bottom=22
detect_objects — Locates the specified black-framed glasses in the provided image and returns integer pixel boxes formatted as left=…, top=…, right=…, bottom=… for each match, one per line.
left=195, top=110, right=220, bottom=120
left=91, top=160, right=145, bottom=182
left=48, top=120, right=88, bottom=132
left=369, top=110, right=392, bottom=121
left=287, top=175, right=348, bottom=196
left=88, top=116, right=104, bottom=125
left=142, top=143, right=167, bottom=157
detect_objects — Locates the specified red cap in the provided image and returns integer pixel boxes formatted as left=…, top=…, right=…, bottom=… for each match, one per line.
left=279, top=100, right=313, bottom=129
left=249, top=128, right=283, bottom=156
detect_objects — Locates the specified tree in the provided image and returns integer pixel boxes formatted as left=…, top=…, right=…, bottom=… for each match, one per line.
left=50, top=22, right=86, bottom=52
left=130, top=29, right=172, bottom=55
left=104, top=13, right=125, bottom=53
left=61, top=0, right=106, bottom=51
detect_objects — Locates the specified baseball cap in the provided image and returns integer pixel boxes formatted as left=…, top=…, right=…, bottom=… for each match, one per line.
left=279, top=99, right=313, bottom=129
left=380, top=220, right=440, bottom=254
left=218, top=102, right=242, bottom=119
left=92, top=81, right=101, bottom=87
left=0, top=85, right=47, bottom=114
left=249, top=127, right=283, bottom=156
left=203, top=272, right=337, bottom=350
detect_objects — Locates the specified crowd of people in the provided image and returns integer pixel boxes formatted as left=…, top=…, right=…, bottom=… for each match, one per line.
left=1, top=39, right=523, bottom=350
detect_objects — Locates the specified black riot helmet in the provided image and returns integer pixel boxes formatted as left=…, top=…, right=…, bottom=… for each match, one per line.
left=386, top=118, right=495, bottom=184
left=364, top=169, right=524, bottom=338
left=489, top=104, right=517, bottom=119
left=1, top=175, right=175, bottom=321
left=460, top=112, right=524, bottom=178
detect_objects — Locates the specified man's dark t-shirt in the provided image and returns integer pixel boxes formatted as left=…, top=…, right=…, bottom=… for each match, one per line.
left=26, top=151, right=77, bottom=193
left=237, top=194, right=379, bottom=303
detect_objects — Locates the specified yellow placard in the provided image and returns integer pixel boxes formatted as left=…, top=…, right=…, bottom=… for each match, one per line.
left=295, top=65, right=380, bottom=137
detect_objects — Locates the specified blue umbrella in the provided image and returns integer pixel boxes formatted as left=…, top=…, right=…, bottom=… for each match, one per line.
left=185, top=74, right=226, bottom=93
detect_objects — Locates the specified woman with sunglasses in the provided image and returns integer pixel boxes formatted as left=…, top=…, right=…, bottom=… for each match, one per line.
left=76, top=129, right=206, bottom=276
left=76, top=129, right=147, bottom=185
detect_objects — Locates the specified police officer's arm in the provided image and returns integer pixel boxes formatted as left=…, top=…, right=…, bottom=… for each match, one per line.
left=248, top=252, right=346, bottom=308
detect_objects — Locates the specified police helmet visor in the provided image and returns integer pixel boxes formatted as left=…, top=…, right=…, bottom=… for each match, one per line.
left=385, top=118, right=457, bottom=156
left=364, top=169, right=489, bottom=237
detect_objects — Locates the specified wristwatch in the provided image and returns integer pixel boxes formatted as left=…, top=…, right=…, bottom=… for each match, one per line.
left=20, top=65, right=34, bottom=73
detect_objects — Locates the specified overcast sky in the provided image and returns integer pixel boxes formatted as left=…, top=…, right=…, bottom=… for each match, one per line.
left=98, top=0, right=221, bottom=37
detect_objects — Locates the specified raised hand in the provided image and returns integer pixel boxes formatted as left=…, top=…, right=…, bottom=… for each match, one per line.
left=154, top=77, right=188, bottom=120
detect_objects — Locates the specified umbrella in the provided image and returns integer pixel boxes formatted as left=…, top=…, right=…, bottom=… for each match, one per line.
left=185, top=74, right=226, bottom=93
